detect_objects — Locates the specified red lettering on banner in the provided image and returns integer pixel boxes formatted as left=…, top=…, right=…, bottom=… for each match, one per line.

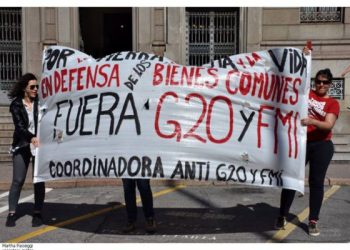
left=86, top=65, right=98, bottom=89
left=206, top=68, right=219, bottom=88
left=183, top=93, right=207, bottom=143
left=40, top=64, right=121, bottom=99
left=257, top=105, right=274, bottom=148
left=239, top=72, right=252, bottom=96
left=153, top=63, right=164, bottom=86
left=108, top=64, right=120, bottom=87
left=225, top=69, right=239, bottom=95
left=155, top=91, right=182, bottom=142
left=152, top=63, right=219, bottom=89
left=290, top=78, right=301, bottom=105
left=293, top=112, right=299, bottom=158
left=170, top=65, right=180, bottom=86
left=180, top=67, right=195, bottom=86
left=77, top=67, right=86, bottom=91
left=274, top=109, right=293, bottom=156
left=206, top=96, right=234, bottom=144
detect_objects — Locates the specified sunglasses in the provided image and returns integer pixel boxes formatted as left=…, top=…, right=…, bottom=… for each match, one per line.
left=315, top=79, right=331, bottom=85
left=29, top=85, right=39, bottom=90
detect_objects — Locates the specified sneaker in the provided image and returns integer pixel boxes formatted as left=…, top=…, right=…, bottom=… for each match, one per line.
left=308, top=220, right=320, bottom=236
left=32, top=213, right=43, bottom=227
left=5, top=213, right=17, bottom=227
left=145, top=217, right=156, bottom=234
left=274, top=216, right=287, bottom=230
left=122, top=222, right=136, bottom=233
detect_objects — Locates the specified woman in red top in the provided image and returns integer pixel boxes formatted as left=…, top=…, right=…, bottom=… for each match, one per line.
left=275, top=67, right=340, bottom=236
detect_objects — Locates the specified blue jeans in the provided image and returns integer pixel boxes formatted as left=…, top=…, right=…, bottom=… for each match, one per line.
left=122, top=179, right=154, bottom=223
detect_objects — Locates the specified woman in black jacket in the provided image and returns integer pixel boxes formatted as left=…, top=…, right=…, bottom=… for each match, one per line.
left=5, top=73, right=45, bottom=227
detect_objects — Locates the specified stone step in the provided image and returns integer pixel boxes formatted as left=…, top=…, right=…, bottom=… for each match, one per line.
left=333, top=111, right=350, bottom=134
left=0, top=145, right=11, bottom=152
left=0, top=130, right=12, bottom=138
left=0, top=137, right=12, bottom=145
left=0, top=112, right=11, bottom=117
left=332, top=136, right=350, bottom=145
left=334, top=144, right=350, bottom=153
left=332, top=152, right=350, bottom=161
left=0, top=153, right=11, bottom=162
left=0, top=123, right=14, bottom=130
left=0, top=117, right=13, bottom=123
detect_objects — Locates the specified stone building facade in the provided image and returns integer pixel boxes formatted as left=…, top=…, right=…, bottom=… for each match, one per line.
left=1, top=7, right=349, bottom=110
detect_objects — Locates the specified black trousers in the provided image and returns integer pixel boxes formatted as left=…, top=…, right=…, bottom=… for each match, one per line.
left=8, top=146, right=45, bottom=212
left=279, top=140, right=334, bottom=221
left=122, top=179, right=154, bottom=223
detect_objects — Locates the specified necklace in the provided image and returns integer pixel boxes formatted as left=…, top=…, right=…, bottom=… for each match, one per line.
left=23, top=98, right=33, bottom=111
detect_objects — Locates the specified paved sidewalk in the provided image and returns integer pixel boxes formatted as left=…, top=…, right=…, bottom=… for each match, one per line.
left=0, top=161, right=349, bottom=190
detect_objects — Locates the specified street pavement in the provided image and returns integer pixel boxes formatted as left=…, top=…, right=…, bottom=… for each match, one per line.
left=0, top=184, right=349, bottom=243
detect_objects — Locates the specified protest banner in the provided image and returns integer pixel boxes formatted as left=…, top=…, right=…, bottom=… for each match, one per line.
left=34, top=46, right=311, bottom=193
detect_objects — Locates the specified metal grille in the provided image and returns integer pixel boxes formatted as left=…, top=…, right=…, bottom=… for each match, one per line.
left=311, top=78, right=344, bottom=100
left=185, top=9, right=239, bottom=66
left=0, top=8, right=22, bottom=91
left=300, top=7, right=343, bottom=23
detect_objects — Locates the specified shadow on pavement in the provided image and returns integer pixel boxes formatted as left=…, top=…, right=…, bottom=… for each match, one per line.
left=15, top=201, right=285, bottom=236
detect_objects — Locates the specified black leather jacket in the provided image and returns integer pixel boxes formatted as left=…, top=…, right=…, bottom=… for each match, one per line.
left=9, top=97, right=38, bottom=148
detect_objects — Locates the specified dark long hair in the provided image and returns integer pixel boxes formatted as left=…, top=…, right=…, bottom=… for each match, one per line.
left=315, top=68, right=333, bottom=82
left=7, top=73, right=37, bottom=100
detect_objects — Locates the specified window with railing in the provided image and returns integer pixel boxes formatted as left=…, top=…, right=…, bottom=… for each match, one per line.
left=300, top=7, right=343, bottom=23
left=185, top=8, right=239, bottom=66
left=311, top=78, right=345, bottom=100
left=0, top=7, right=22, bottom=91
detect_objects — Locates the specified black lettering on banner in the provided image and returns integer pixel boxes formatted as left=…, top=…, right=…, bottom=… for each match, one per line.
left=95, top=92, right=120, bottom=135
left=44, top=49, right=75, bottom=71
left=118, top=157, right=127, bottom=176
left=127, top=156, right=141, bottom=177
left=260, top=168, right=270, bottom=184
left=185, top=161, right=195, bottom=180
left=278, top=171, right=283, bottom=186
left=250, top=169, right=258, bottom=184
left=115, top=93, right=141, bottom=135
left=210, top=56, right=238, bottom=70
left=111, top=52, right=124, bottom=61
left=64, top=161, right=73, bottom=176
left=126, top=51, right=137, bottom=60
left=93, top=156, right=97, bottom=176
left=66, top=98, right=83, bottom=135
left=49, top=161, right=56, bottom=177
left=98, top=158, right=108, bottom=177
left=83, top=158, right=92, bottom=176
left=268, top=49, right=288, bottom=73
left=205, top=162, right=210, bottom=181
left=108, top=157, right=117, bottom=177
left=54, top=100, right=69, bottom=139
left=142, top=156, right=152, bottom=177
left=124, top=60, right=152, bottom=91
left=153, top=157, right=164, bottom=178
left=73, top=159, right=81, bottom=176
left=56, top=162, right=63, bottom=177
left=124, top=75, right=138, bottom=91
left=138, top=52, right=149, bottom=60
left=80, top=94, right=98, bottom=135
left=227, top=165, right=237, bottom=182
left=236, top=166, right=247, bottom=182
left=171, top=160, right=184, bottom=179
left=197, top=161, right=206, bottom=181
left=238, top=110, right=256, bottom=142
left=216, top=164, right=227, bottom=181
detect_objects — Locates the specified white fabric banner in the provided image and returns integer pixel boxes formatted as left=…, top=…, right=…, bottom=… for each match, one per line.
left=34, top=46, right=311, bottom=193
